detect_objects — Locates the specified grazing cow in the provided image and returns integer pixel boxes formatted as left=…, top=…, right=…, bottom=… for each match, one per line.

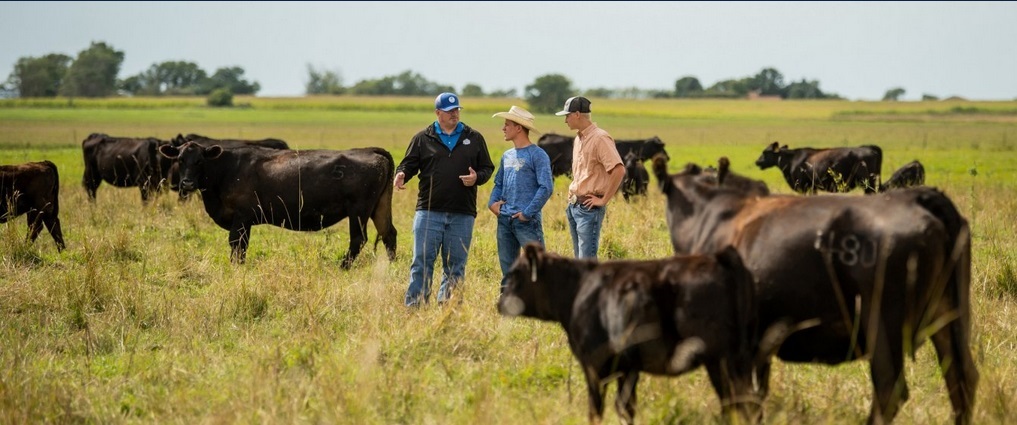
left=755, top=141, right=882, bottom=194
left=615, top=136, right=670, bottom=163
left=498, top=243, right=765, bottom=424
left=620, top=152, right=649, bottom=201
left=82, top=133, right=168, bottom=203
left=653, top=156, right=977, bottom=424
left=1, top=160, right=65, bottom=251
left=880, top=160, right=926, bottom=192
left=166, top=134, right=291, bottom=197
left=158, top=142, right=397, bottom=268
left=536, top=133, right=574, bottom=178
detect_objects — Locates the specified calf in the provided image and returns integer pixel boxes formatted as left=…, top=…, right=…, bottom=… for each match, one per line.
left=1, top=160, right=65, bottom=251
left=880, top=160, right=925, bottom=192
left=654, top=156, right=977, bottom=424
left=82, top=133, right=168, bottom=203
left=755, top=141, right=882, bottom=194
left=498, top=243, right=764, bottom=424
left=620, top=152, right=649, bottom=201
left=159, top=141, right=397, bottom=268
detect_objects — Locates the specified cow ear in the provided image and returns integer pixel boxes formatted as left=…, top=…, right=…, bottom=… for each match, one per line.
left=780, top=145, right=788, bottom=151
left=651, top=155, right=672, bottom=193
left=717, top=157, right=730, bottom=185
left=158, top=144, right=180, bottom=159
left=769, top=141, right=779, bottom=151
left=204, top=145, right=224, bottom=159
left=524, top=243, right=542, bottom=282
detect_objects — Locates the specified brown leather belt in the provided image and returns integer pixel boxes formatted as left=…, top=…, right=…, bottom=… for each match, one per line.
left=568, top=193, right=600, bottom=205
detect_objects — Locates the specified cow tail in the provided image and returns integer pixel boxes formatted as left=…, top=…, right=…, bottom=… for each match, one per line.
left=716, top=246, right=757, bottom=357
left=42, top=160, right=60, bottom=217
left=915, top=188, right=978, bottom=409
left=370, top=148, right=397, bottom=258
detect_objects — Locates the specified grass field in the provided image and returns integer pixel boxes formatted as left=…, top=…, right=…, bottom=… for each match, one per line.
left=1, top=96, right=1016, bottom=424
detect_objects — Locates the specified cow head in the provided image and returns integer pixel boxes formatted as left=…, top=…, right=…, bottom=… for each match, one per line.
left=158, top=142, right=222, bottom=195
left=645, top=136, right=670, bottom=161
left=754, top=141, right=782, bottom=169
left=497, top=243, right=594, bottom=324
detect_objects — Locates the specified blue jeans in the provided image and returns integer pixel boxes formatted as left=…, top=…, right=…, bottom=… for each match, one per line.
left=405, top=210, right=476, bottom=306
left=496, top=215, right=545, bottom=288
left=566, top=203, right=606, bottom=259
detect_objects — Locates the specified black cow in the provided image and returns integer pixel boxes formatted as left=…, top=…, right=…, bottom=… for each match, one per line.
left=498, top=243, right=765, bottom=424
left=82, top=133, right=168, bottom=203
left=615, top=136, right=670, bottom=163
left=1, top=160, right=65, bottom=251
left=166, top=134, right=291, bottom=197
left=538, top=134, right=671, bottom=180
left=536, top=133, right=574, bottom=178
left=880, top=160, right=926, bottom=192
left=158, top=142, right=397, bottom=268
left=653, top=156, right=977, bottom=424
left=755, top=141, right=882, bottom=194
left=620, top=152, right=649, bottom=201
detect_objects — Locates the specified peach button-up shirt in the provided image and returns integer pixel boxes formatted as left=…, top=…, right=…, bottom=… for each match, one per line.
left=568, top=123, right=623, bottom=199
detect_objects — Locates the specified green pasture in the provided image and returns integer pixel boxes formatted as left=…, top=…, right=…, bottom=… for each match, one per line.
left=1, top=97, right=1016, bottom=424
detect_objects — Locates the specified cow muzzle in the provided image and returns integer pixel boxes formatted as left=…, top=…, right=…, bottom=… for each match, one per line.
left=179, top=179, right=197, bottom=193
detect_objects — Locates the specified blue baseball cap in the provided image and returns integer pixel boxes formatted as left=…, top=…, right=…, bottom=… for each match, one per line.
left=435, top=92, right=461, bottom=111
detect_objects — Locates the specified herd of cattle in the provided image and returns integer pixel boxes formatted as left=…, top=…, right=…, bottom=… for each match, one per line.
left=2, top=133, right=972, bottom=424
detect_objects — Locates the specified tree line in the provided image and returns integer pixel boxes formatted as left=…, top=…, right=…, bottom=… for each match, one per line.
left=10, top=40, right=911, bottom=111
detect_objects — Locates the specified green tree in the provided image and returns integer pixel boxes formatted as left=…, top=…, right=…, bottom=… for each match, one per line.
left=60, top=41, right=124, bottom=97
left=922, top=93, right=940, bottom=101
left=6, top=53, right=72, bottom=97
left=673, top=76, right=703, bottom=98
left=584, top=87, right=614, bottom=98
left=461, top=83, right=484, bottom=97
left=487, top=88, right=517, bottom=98
left=750, top=67, right=785, bottom=96
left=783, top=79, right=828, bottom=99
left=703, top=78, right=749, bottom=98
left=883, top=87, right=906, bottom=101
left=348, top=70, right=452, bottom=96
left=305, top=65, right=344, bottom=95
left=200, top=66, right=259, bottom=95
left=122, top=61, right=208, bottom=96
left=206, top=88, right=233, bottom=107
left=524, top=74, right=573, bottom=114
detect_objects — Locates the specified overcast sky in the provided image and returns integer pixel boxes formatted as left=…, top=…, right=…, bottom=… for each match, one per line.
left=2, top=1, right=1016, bottom=101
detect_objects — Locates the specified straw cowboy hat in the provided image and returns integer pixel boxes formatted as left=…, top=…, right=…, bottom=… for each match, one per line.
left=492, top=105, right=541, bottom=134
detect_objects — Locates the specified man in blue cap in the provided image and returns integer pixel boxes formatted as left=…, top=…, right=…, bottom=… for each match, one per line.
left=394, top=92, right=495, bottom=307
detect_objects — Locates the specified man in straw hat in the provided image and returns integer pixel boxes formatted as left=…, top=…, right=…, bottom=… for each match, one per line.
left=488, top=106, right=554, bottom=289
left=555, top=96, right=624, bottom=259
left=394, top=92, right=495, bottom=307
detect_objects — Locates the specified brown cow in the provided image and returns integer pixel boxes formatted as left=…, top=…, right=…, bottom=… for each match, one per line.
left=498, top=243, right=766, bottom=424
left=755, top=141, right=882, bottom=194
left=158, top=141, right=397, bottom=268
left=1, top=160, right=65, bottom=251
left=82, top=133, right=168, bottom=203
left=653, top=156, right=977, bottom=424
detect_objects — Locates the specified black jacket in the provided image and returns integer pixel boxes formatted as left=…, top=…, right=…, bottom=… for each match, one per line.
left=397, top=123, right=494, bottom=216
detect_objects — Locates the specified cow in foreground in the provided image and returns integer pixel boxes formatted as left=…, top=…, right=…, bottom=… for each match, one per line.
left=755, top=142, right=882, bottom=194
left=653, top=156, right=977, bottom=424
left=158, top=142, right=397, bottom=268
left=880, top=160, right=926, bottom=192
left=82, top=133, right=168, bottom=203
left=498, top=243, right=766, bottom=424
left=1, top=160, right=65, bottom=251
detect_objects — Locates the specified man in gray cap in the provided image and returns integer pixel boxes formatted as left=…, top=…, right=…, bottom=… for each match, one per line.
left=555, top=96, right=624, bottom=259
left=394, top=92, right=495, bottom=307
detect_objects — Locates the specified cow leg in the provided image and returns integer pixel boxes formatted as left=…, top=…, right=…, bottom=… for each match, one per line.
left=139, top=184, right=150, bottom=204
left=931, top=325, right=978, bottom=425
left=25, top=210, right=44, bottom=242
left=82, top=167, right=100, bottom=201
left=706, top=359, right=765, bottom=424
left=582, top=366, right=606, bottom=425
left=341, top=215, right=370, bottom=269
left=45, top=213, right=66, bottom=252
left=614, top=371, right=639, bottom=425
left=867, top=325, right=908, bottom=425
left=229, top=223, right=251, bottom=264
